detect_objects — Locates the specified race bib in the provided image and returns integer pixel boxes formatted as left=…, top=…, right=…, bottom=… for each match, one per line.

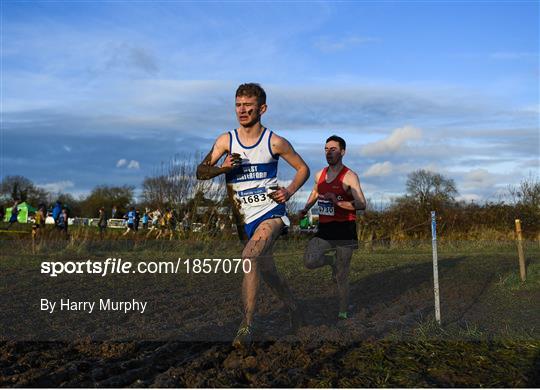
left=237, top=187, right=272, bottom=207
left=317, top=199, right=334, bottom=216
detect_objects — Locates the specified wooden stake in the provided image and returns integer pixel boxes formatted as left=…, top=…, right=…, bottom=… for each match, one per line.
left=514, top=219, right=526, bottom=281
left=431, top=211, right=441, bottom=325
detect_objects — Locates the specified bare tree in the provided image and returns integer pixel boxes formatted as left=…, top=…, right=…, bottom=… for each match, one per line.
left=141, top=154, right=226, bottom=210
left=0, top=175, right=48, bottom=205
left=508, top=174, right=540, bottom=207
left=405, top=169, right=458, bottom=207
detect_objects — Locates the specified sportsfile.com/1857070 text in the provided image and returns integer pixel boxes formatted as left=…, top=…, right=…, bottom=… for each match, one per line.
left=40, top=258, right=252, bottom=277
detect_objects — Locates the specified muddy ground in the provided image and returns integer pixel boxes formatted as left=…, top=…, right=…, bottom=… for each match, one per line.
left=1, top=238, right=539, bottom=387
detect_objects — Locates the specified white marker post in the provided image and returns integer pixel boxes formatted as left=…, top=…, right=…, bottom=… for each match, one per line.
left=431, top=211, right=441, bottom=325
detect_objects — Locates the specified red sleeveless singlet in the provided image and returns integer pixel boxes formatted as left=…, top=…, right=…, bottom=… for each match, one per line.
left=317, top=166, right=356, bottom=223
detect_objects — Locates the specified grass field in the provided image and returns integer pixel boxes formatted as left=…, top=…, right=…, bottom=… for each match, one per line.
left=1, top=223, right=539, bottom=387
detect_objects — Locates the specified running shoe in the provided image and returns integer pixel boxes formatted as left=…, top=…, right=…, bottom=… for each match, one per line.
left=338, top=311, right=348, bottom=320
left=232, top=322, right=254, bottom=349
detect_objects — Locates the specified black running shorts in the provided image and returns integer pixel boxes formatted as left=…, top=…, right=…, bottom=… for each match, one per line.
left=316, top=221, right=358, bottom=249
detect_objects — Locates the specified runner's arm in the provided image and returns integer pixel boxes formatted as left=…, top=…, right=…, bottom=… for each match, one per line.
left=300, top=171, right=322, bottom=217
left=270, top=134, right=310, bottom=203
left=336, top=171, right=367, bottom=211
left=196, top=133, right=238, bottom=180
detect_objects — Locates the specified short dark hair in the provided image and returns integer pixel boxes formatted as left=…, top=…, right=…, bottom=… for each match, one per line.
left=326, top=135, right=346, bottom=150
left=236, top=83, right=266, bottom=105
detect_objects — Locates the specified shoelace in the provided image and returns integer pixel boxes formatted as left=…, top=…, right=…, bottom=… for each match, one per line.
left=237, top=326, right=252, bottom=336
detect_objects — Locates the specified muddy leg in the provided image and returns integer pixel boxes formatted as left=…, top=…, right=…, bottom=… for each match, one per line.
left=304, top=237, right=334, bottom=269
left=241, top=218, right=283, bottom=325
left=335, top=245, right=353, bottom=313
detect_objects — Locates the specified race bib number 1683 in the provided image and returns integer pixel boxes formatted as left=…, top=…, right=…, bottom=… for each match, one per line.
left=238, top=187, right=269, bottom=205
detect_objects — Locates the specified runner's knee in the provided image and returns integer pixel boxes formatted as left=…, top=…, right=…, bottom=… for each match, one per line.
left=304, top=238, right=331, bottom=269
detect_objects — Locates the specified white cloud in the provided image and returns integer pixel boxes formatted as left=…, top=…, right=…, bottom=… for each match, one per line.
left=116, top=158, right=141, bottom=169
left=37, top=180, right=75, bottom=194
left=360, top=126, right=422, bottom=156
left=63, top=145, right=71, bottom=152
left=462, top=168, right=498, bottom=190
left=127, top=160, right=140, bottom=169
left=363, top=161, right=394, bottom=177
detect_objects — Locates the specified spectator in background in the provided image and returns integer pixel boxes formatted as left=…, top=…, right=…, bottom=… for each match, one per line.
left=135, top=209, right=141, bottom=231
left=32, top=204, right=46, bottom=239
left=57, top=207, right=69, bottom=237
left=166, top=209, right=177, bottom=240
left=111, top=205, right=118, bottom=219
left=7, top=200, right=20, bottom=230
left=182, top=211, right=191, bottom=233
left=123, top=206, right=136, bottom=236
left=155, top=210, right=167, bottom=239
left=142, top=209, right=149, bottom=229
left=98, top=207, right=107, bottom=239
left=52, top=200, right=62, bottom=225
left=146, top=209, right=161, bottom=238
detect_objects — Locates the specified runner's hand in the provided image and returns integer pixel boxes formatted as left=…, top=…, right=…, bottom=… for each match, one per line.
left=269, top=187, right=291, bottom=203
left=299, top=208, right=308, bottom=218
left=221, top=153, right=242, bottom=172
left=323, top=192, right=338, bottom=204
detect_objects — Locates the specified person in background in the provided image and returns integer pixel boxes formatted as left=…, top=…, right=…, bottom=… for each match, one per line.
left=32, top=203, right=46, bottom=239
left=57, top=207, right=69, bottom=237
left=182, top=211, right=191, bottom=233
left=98, top=207, right=107, bottom=239
left=123, top=206, right=136, bottom=236
left=135, top=209, right=141, bottom=231
left=146, top=208, right=161, bottom=238
left=52, top=200, right=62, bottom=226
left=142, top=209, right=149, bottom=229
left=6, top=200, right=19, bottom=230
left=166, top=208, right=177, bottom=240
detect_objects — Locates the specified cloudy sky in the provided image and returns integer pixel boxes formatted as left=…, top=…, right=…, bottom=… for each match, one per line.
left=2, top=1, right=538, bottom=204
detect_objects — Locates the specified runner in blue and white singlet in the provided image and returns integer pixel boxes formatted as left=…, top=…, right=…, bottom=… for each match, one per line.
left=196, top=83, right=310, bottom=349
left=226, top=127, right=287, bottom=238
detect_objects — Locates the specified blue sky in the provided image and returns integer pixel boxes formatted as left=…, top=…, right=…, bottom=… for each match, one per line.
left=2, top=1, right=538, bottom=205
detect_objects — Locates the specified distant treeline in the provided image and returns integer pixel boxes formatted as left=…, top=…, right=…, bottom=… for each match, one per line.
left=2, top=160, right=538, bottom=240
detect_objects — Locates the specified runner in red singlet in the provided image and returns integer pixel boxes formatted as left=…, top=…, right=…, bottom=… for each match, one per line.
left=299, top=135, right=366, bottom=320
